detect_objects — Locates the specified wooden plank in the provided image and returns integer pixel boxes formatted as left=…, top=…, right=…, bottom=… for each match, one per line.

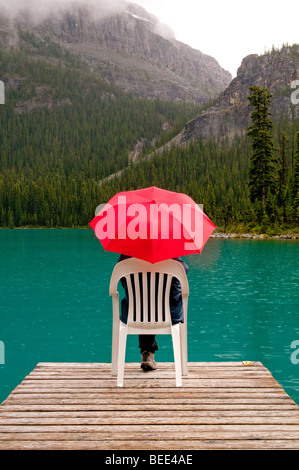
left=27, top=370, right=273, bottom=378
left=0, top=439, right=298, bottom=450
left=0, top=362, right=298, bottom=451
left=33, top=364, right=265, bottom=370
left=7, top=397, right=293, bottom=407
left=28, top=363, right=267, bottom=375
left=0, top=440, right=298, bottom=450
left=8, top=387, right=287, bottom=397
left=0, top=424, right=299, bottom=434
left=2, top=404, right=297, bottom=412
left=1, top=429, right=299, bottom=440
left=28, top=362, right=269, bottom=370
left=6, top=389, right=289, bottom=397
left=1, top=416, right=299, bottom=425
left=1, top=413, right=299, bottom=424
left=1, top=410, right=298, bottom=418
left=15, top=378, right=280, bottom=389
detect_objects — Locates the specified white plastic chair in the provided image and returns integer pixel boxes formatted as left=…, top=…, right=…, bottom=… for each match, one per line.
left=109, top=257, right=189, bottom=387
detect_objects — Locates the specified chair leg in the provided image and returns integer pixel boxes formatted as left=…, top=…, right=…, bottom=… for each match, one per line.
left=171, top=323, right=182, bottom=387
left=117, top=322, right=128, bottom=387
left=180, top=323, right=188, bottom=376
left=111, top=319, right=119, bottom=377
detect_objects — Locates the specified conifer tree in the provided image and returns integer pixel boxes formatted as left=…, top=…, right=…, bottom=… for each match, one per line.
left=247, top=86, right=276, bottom=206
left=292, top=132, right=299, bottom=205
left=278, top=132, right=288, bottom=197
left=278, top=132, right=289, bottom=221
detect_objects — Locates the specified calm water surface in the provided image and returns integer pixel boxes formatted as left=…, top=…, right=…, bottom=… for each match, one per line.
left=0, top=229, right=298, bottom=404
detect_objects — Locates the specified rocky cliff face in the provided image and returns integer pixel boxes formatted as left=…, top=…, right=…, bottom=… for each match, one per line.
left=0, top=1, right=231, bottom=103
left=173, top=45, right=299, bottom=143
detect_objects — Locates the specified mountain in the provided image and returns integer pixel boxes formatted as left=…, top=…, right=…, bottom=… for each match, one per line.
left=165, top=45, right=299, bottom=145
left=0, top=4, right=298, bottom=232
left=0, top=1, right=231, bottom=104
left=96, top=44, right=299, bottom=236
left=98, top=44, right=299, bottom=186
left=0, top=2, right=205, bottom=228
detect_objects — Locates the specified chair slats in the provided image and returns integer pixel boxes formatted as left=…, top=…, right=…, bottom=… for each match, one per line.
left=142, top=272, right=147, bottom=323
left=133, top=273, right=141, bottom=323
left=150, top=272, right=155, bottom=324
left=164, top=274, right=172, bottom=323
left=157, top=273, right=164, bottom=324
left=125, top=274, right=134, bottom=321
left=126, top=271, right=175, bottom=326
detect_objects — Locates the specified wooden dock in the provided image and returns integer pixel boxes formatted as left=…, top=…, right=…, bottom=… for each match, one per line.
left=0, top=361, right=299, bottom=450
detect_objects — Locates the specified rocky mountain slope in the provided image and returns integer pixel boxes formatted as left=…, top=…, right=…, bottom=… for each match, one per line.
left=97, top=44, right=299, bottom=185
left=168, top=45, right=299, bottom=144
left=0, top=1, right=231, bottom=103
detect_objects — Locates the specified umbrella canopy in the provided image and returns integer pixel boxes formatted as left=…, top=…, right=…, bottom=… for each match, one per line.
left=89, top=186, right=216, bottom=263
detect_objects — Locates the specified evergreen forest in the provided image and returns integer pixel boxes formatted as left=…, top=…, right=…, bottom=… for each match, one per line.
left=0, top=47, right=298, bottom=234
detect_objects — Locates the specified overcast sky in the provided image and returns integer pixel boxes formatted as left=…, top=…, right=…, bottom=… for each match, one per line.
left=134, top=0, right=299, bottom=77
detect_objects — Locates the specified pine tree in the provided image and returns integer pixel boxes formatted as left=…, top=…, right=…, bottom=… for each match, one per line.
left=278, top=132, right=289, bottom=221
left=7, top=207, right=14, bottom=229
left=292, top=132, right=299, bottom=205
left=247, top=86, right=276, bottom=206
left=278, top=132, right=288, bottom=196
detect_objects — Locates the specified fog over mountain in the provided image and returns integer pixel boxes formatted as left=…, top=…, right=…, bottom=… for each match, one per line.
left=0, top=0, right=231, bottom=103
left=0, top=0, right=127, bottom=21
left=0, top=0, right=175, bottom=41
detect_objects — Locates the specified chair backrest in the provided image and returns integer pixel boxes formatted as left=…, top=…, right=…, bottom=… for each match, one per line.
left=109, top=258, right=189, bottom=330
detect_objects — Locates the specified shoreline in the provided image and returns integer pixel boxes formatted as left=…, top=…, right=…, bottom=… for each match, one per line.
left=211, top=232, right=299, bottom=239
left=1, top=227, right=299, bottom=239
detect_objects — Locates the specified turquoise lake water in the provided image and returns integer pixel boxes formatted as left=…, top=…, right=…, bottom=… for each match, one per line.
left=0, top=229, right=298, bottom=404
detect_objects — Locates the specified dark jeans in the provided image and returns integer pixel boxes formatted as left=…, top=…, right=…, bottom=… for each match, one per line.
left=139, top=335, right=158, bottom=353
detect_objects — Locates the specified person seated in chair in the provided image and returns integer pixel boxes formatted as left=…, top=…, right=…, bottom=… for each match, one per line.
left=118, top=254, right=189, bottom=371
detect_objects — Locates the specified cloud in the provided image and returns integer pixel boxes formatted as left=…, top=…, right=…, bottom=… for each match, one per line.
left=0, top=0, right=128, bottom=22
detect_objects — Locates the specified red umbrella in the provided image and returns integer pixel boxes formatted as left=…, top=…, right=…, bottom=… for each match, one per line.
left=89, top=186, right=216, bottom=263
